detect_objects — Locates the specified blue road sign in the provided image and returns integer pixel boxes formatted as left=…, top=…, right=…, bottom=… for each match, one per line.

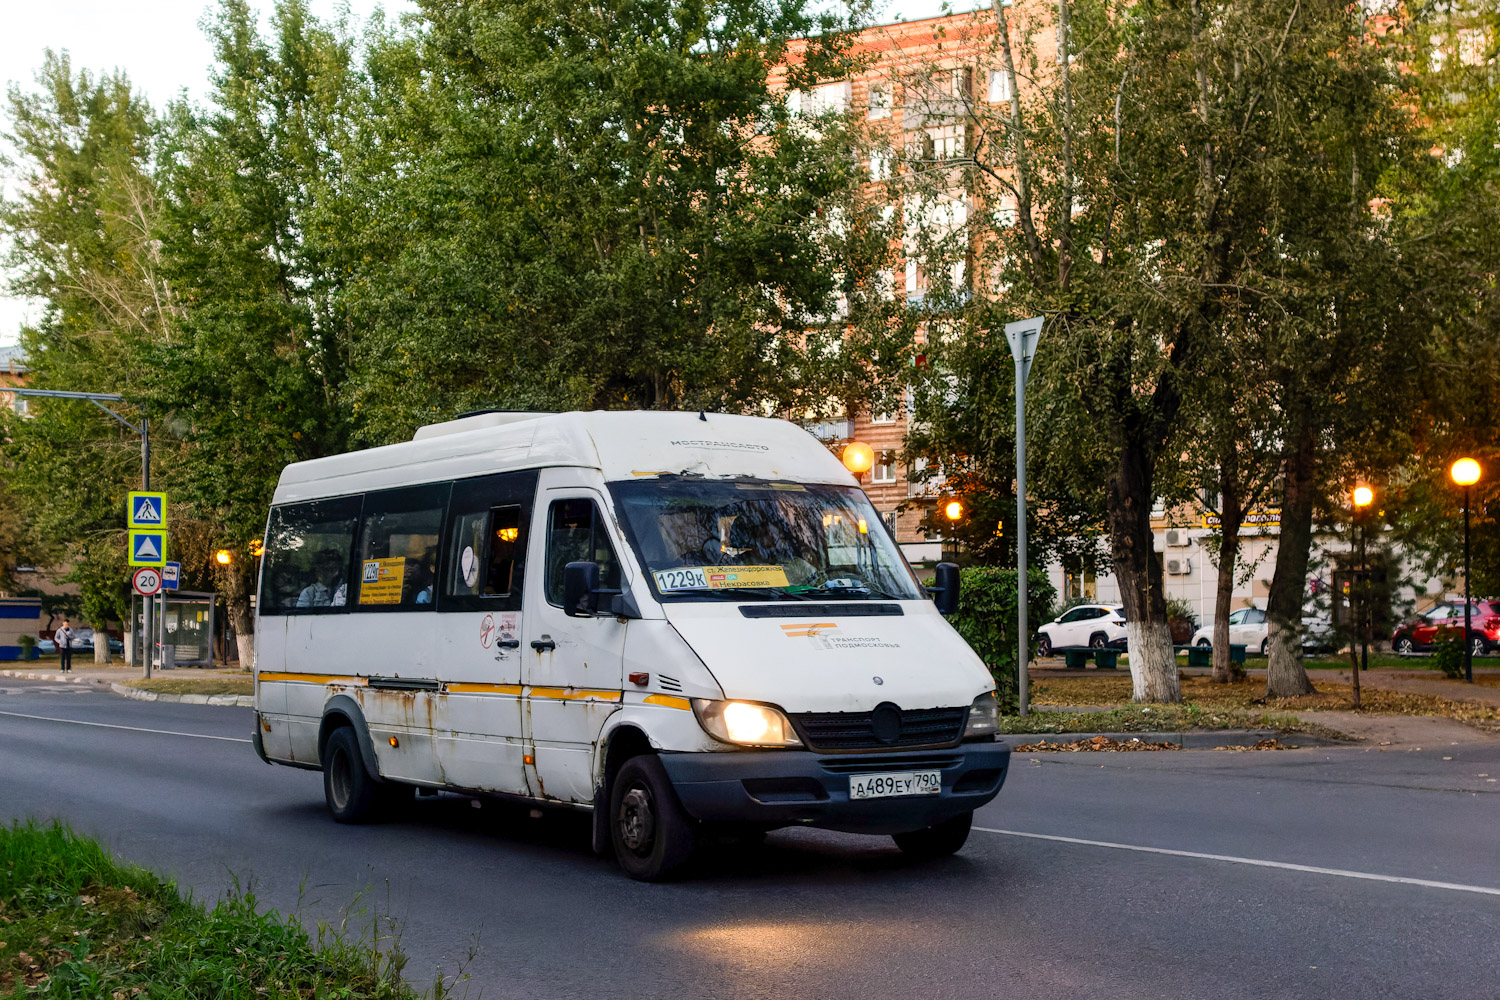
left=128, top=529, right=167, bottom=567
left=127, top=491, right=167, bottom=528
left=162, top=561, right=181, bottom=591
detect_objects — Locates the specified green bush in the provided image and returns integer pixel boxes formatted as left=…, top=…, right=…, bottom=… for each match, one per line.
left=1432, top=626, right=1465, bottom=679
left=17, top=635, right=36, bottom=657
left=945, top=567, right=1057, bottom=713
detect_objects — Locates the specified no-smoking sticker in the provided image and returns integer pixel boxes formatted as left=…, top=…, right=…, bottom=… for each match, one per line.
left=479, top=614, right=496, bottom=648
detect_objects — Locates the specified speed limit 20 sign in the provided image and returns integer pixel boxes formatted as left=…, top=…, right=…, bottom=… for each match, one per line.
left=132, top=567, right=163, bottom=596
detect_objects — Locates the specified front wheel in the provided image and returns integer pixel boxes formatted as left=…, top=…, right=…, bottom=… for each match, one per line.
left=1196, top=638, right=1211, bottom=649
left=1036, top=635, right=1052, bottom=658
left=892, top=811, right=972, bottom=860
left=611, top=755, right=698, bottom=881
left=1260, top=637, right=1269, bottom=655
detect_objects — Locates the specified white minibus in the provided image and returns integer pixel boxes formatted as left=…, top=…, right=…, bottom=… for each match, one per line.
left=252, top=410, right=1010, bottom=879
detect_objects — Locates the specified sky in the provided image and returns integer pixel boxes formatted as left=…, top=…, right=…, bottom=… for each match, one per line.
left=0, top=0, right=980, bottom=350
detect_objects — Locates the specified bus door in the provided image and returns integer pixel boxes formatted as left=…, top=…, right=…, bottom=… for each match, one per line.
left=432, top=470, right=539, bottom=796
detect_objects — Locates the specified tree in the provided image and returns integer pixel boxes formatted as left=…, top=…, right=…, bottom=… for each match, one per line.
left=1, top=53, right=162, bottom=662
left=341, top=0, right=905, bottom=438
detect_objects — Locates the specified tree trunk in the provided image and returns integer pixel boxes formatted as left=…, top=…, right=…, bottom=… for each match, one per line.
left=92, top=621, right=112, bottom=664
left=1109, top=440, right=1180, bottom=702
left=1265, top=416, right=1317, bottom=698
left=1211, top=478, right=1243, bottom=683
left=217, top=562, right=256, bottom=669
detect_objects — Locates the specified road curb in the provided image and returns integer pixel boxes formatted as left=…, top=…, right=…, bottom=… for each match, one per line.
left=0, top=669, right=100, bottom=685
left=1004, top=729, right=1348, bottom=749
left=108, top=682, right=253, bottom=708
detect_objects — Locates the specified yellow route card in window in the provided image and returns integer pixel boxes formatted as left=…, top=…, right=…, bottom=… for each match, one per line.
left=359, top=557, right=406, bottom=604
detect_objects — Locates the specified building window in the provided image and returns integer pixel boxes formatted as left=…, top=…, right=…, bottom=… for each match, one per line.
left=872, top=451, right=898, bottom=483
left=987, top=69, right=1012, bottom=103
left=870, top=409, right=898, bottom=425
left=868, top=84, right=891, bottom=119
left=810, top=81, right=850, bottom=115
left=882, top=511, right=899, bottom=536
left=869, top=149, right=892, bottom=180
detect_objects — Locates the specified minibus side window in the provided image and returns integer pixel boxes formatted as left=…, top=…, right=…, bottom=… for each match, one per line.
left=447, top=506, right=522, bottom=598
left=259, top=496, right=362, bottom=614
left=440, top=470, right=537, bottom=613
left=545, top=499, right=621, bottom=607
left=353, top=484, right=449, bottom=610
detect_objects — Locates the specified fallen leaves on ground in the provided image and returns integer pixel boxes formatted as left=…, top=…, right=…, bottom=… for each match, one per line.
left=1029, top=675, right=1500, bottom=732
left=1012, top=735, right=1181, bottom=753
left=1213, top=739, right=1293, bottom=751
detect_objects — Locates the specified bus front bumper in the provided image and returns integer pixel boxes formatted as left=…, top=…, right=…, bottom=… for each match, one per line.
left=656, top=742, right=1010, bottom=835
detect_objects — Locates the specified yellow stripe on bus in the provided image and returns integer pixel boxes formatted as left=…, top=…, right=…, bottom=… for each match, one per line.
left=257, top=672, right=367, bottom=686
left=529, top=687, right=622, bottom=703
left=446, top=682, right=524, bottom=696
left=643, top=694, right=692, bottom=711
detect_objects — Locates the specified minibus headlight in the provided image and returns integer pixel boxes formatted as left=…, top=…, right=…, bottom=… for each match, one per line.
left=692, top=699, right=803, bottom=748
left=964, top=692, right=1000, bottom=738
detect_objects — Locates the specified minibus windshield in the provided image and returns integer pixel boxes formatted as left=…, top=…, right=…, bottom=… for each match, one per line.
left=609, top=477, right=924, bottom=602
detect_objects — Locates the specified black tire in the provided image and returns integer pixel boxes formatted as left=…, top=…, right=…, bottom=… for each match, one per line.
left=892, top=811, right=973, bottom=860
left=1260, top=637, right=1269, bottom=655
left=1088, top=632, right=1108, bottom=649
left=1196, top=638, right=1212, bottom=649
left=1036, top=635, right=1052, bottom=658
left=610, top=755, right=697, bottom=881
left=1471, top=635, right=1487, bottom=658
left=323, top=726, right=385, bottom=824
left=1394, top=636, right=1415, bottom=654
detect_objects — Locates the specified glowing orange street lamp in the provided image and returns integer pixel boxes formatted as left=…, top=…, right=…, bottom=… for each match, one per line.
left=1451, top=458, right=1482, bottom=682
left=842, top=441, right=874, bottom=476
left=944, top=499, right=964, bottom=521
left=214, top=549, right=232, bottom=566
left=1350, top=484, right=1376, bottom=701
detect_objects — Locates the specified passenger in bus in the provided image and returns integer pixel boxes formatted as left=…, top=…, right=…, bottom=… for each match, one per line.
left=411, top=548, right=438, bottom=605
left=297, top=549, right=348, bottom=607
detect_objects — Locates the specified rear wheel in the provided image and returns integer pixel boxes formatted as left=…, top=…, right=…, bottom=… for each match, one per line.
left=1196, top=638, right=1211, bottom=649
left=1036, top=635, right=1052, bottom=658
left=610, top=755, right=697, bottom=881
left=1394, top=636, right=1415, bottom=654
left=1088, top=632, right=1108, bottom=649
left=1471, top=635, right=1487, bottom=659
left=323, top=727, right=391, bottom=824
left=892, top=811, right=973, bottom=860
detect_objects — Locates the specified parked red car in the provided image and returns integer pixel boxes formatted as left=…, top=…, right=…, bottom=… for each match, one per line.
left=1390, top=600, right=1500, bottom=657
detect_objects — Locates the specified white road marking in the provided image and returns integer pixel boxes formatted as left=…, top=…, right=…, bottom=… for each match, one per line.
left=0, top=709, right=250, bottom=744
left=975, top=827, right=1500, bottom=897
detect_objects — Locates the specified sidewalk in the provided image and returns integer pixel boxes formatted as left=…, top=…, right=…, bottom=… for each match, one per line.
left=0, top=662, right=253, bottom=707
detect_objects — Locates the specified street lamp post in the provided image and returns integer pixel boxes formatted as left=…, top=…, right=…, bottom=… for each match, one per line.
left=1005, top=316, right=1044, bottom=717
left=1352, top=484, right=1374, bottom=709
left=1451, top=458, right=1482, bottom=683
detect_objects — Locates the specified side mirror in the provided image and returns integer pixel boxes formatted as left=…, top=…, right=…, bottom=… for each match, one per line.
left=929, top=561, right=961, bottom=616
left=564, top=561, right=600, bottom=618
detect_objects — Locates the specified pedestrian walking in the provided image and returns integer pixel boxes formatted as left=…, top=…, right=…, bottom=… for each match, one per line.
left=55, top=618, right=73, bottom=673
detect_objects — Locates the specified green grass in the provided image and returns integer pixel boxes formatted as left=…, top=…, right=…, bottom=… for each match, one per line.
left=0, top=820, right=454, bottom=998
left=124, top=676, right=253, bottom=697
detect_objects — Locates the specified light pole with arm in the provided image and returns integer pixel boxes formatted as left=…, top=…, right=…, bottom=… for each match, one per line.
left=1451, top=458, right=1481, bottom=683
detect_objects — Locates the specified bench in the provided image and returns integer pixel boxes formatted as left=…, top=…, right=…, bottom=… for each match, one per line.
left=1175, top=644, right=1246, bottom=667
left=1053, top=646, right=1120, bottom=670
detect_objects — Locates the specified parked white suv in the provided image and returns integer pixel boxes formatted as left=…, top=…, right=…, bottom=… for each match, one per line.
left=1036, top=604, right=1128, bottom=656
left=1190, top=610, right=1336, bottom=655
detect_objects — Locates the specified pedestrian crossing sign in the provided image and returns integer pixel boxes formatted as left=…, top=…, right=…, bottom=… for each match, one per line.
left=127, top=491, right=168, bottom=528
left=129, top=529, right=168, bottom=566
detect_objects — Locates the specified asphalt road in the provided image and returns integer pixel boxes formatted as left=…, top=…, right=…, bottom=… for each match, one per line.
left=2, top=677, right=1498, bottom=1000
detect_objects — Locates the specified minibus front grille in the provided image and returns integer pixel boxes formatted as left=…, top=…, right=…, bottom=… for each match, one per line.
left=790, top=707, right=967, bottom=752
